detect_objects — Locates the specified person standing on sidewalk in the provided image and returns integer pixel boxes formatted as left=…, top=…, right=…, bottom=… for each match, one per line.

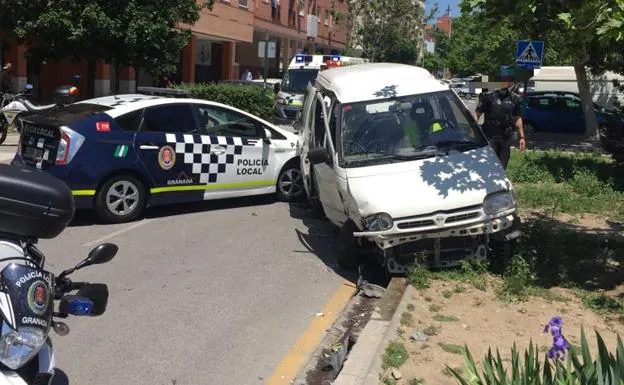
left=475, top=82, right=526, bottom=169
left=1, top=62, right=13, bottom=93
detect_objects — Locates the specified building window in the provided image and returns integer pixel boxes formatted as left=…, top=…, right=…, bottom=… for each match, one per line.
left=239, top=0, right=248, bottom=8
left=299, top=0, right=305, bottom=16
left=324, top=9, right=329, bottom=25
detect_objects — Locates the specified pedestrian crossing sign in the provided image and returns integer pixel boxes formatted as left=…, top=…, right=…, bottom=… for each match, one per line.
left=515, top=40, right=544, bottom=69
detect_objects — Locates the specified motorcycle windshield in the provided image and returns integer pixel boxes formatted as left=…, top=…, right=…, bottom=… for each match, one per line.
left=0, top=263, right=54, bottom=332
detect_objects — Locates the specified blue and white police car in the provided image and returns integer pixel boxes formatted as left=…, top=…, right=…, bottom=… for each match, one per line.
left=11, top=88, right=304, bottom=223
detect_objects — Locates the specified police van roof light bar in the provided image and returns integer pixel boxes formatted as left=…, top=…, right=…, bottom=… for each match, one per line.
left=137, top=86, right=191, bottom=98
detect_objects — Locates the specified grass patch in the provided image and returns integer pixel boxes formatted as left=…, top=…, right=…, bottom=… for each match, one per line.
left=433, top=314, right=459, bottom=322
left=438, top=342, right=466, bottom=355
left=454, top=284, right=466, bottom=293
left=409, top=378, right=426, bottom=385
left=442, top=290, right=453, bottom=299
left=507, top=150, right=624, bottom=221
left=580, top=291, right=624, bottom=319
left=408, top=262, right=431, bottom=289
left=379, top=374, right=396, bottom=385
left=423, top=325, right=440, bottom=336
left=407, top=303, right=415, bottom=312
left=499, top=254, right=533, bottom=300
left=400, top=311, right=414, bottom=326
left=381, top=341, right=409, bottom=369
left=429, top=303, right=442, bottom=312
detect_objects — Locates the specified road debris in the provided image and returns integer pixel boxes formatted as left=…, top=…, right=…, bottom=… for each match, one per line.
left=410, top=330, right=429, bottom=342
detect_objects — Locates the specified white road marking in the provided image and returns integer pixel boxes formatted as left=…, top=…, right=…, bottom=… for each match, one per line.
left=81, top=219, right=153, bottom=248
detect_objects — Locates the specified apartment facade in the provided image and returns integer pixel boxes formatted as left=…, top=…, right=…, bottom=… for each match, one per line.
left=0, top=0, right=348, bottom=102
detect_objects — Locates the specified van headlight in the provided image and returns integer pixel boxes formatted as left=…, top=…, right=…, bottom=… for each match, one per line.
left=483, top=191, right=516, bottom=215
left=363, top=213, right=393, bottom=231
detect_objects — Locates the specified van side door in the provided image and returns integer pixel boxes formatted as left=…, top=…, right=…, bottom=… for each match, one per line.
left=300, top=83, right=317, bottom=199
left=308, top=89, right=348, bottom=226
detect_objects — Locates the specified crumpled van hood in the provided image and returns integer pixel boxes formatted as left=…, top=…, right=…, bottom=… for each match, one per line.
left=345, top=146, right=510, bottom=219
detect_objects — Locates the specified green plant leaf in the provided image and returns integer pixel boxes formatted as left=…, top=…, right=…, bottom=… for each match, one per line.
left=581, top=327, right=593, bottom=367
left=447, top=365, right=471, bottom=385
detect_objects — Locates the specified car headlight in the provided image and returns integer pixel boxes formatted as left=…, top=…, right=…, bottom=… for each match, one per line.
left=483, top=191, right=516, bottom=216
left=0, top=324, right=47, bottom=370
left=363, top=213, right=393, bottom=231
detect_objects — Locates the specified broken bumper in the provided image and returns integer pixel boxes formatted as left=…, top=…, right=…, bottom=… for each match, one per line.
left=353, top=212, right=517, bottom=250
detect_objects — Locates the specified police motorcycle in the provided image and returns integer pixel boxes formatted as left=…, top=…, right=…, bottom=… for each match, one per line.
left=0, top=163, right=115, bottom=384
left=0, top=76, right=81, bottom=145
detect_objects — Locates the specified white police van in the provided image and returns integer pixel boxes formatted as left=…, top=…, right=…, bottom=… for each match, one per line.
left=298, top=63, right=522, bottom=273
left=272, top=54, right=367, bottom=121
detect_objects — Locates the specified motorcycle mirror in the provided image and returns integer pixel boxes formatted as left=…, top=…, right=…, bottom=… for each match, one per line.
left=79, top=243, right=118, bottom=268
left=59, top=243, right=117, bottom=279
left=25, top=84, right=33, bottom=90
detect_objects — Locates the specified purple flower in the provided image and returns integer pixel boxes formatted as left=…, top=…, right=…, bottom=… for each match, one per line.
left=543, top=316, right=569, bottom=361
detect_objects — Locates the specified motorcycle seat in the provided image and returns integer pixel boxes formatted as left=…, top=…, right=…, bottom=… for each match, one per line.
left=22, top=99, right=56, bottom=112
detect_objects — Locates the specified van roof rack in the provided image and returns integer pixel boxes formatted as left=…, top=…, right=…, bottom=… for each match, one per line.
left=136, top=86, right=191, bottom=97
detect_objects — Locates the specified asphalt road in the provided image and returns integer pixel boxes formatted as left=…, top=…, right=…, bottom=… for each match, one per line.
left=36, top=198, right=347, bottom=385
left=0, top=97, right=480, bottom=384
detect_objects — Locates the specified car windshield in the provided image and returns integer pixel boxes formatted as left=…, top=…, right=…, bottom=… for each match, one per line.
left=280, top=69, right=319, bottom=93
left=339, top=90, right=488, bottom=165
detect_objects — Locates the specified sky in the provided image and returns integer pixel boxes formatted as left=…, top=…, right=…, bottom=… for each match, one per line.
left=425, top=0, right=461, bottom=18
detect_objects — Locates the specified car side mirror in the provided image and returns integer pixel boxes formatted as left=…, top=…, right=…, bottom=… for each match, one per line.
left=273, top=83, right=280, bottom=94
left=308, top=147, right=331, bottom=165
left=263, top=128, right=272, bottom=144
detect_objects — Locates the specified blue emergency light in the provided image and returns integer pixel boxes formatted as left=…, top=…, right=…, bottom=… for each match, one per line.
left=295, top=55, right=313, bottom=63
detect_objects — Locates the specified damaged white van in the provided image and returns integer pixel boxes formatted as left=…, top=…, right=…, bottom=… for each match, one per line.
left=298, top=63, right=522, bottom=274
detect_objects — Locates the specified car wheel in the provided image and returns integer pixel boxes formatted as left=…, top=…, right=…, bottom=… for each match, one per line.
left=276, top=161, right=305, bottom=202
left=95, top=175, right=146, bottom=224
left=336, top=221, right=360, bottom=271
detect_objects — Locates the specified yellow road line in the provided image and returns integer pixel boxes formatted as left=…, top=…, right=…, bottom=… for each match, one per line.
left=266, top=281, right=357, bottom=385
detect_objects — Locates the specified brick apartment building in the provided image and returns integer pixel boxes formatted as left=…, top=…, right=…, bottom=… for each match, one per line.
left=0, top=0, right=347, bottom=102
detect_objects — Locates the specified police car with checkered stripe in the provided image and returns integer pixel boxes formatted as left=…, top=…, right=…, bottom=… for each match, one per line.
left=10, top=87, right=304, bottom=223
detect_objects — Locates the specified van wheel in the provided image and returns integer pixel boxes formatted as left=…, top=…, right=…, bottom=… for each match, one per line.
left=276, top=161, right=305, bottom=202
left=336, top=221, right=360, bottom=271
left=95, top=175, right=146, bottom=224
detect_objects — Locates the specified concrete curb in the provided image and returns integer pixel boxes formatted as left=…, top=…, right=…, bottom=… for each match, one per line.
left=361, top=284, right=415, bottom=385
left=333, top=278, right=410, bottom=385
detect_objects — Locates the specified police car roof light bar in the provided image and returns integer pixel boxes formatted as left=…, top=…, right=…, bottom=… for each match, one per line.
left=136, top=86, right=191, bottom=98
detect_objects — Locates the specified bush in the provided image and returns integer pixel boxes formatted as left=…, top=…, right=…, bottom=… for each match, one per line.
left=449, top=327, right=624, bottom=385
left=177, top=83, right=275, bottom=120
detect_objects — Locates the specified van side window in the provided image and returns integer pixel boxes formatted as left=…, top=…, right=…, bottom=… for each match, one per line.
left=328, top=102, right=338, bottom=148
left=313, top=98, right=326, bottom=147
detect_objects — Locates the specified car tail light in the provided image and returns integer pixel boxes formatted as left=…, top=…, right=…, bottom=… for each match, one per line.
left=55, top=126, right=85, bottom=165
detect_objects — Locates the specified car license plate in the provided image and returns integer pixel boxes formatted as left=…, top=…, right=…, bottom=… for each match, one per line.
left=23, top=146, right=44, bottom=160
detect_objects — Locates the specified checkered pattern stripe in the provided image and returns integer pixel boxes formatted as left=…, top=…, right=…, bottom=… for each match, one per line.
left=165, top=133, right=258, bottom=184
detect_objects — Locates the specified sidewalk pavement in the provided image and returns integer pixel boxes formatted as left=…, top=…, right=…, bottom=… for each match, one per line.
left=0, top=132, right=18, bottom=164
left=334, top=278, right=411, bottom=385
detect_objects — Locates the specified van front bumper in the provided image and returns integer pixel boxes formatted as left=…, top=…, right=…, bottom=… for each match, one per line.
left=354, top=212, right=519, bottom=250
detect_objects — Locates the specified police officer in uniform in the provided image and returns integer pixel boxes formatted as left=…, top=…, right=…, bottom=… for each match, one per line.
left=475, top=82, right=526, bottom=169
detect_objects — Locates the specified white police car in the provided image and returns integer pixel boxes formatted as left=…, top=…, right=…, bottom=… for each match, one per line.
left=12, top=87, right=304, bottom=223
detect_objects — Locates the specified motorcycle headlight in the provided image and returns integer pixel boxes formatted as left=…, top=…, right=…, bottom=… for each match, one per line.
left=0, top=324, right=47, bottom=370
left=483, top=191, right=516, bottom=216
left=363, top=213, right=393, bottom=231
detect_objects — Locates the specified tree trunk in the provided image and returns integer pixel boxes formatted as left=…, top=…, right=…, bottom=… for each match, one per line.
left=574, top=63, right=598, bottom=140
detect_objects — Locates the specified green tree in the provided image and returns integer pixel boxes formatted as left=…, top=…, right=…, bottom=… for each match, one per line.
left=440, top=8, right=571, bottom=77
left=465, top=0, right=617, bottom=138
left=1, top=0, right=214, bottom=92
left=350, top=0, right=436, bottom=64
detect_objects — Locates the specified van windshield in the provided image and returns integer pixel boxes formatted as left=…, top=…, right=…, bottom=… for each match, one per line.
left=339, top=90, right=488, bottom=165
left=281, top=69, right=319, bottom=93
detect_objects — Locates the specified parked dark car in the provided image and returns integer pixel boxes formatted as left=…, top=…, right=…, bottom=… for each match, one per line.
left=521, top=91, right=624, bottom=159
